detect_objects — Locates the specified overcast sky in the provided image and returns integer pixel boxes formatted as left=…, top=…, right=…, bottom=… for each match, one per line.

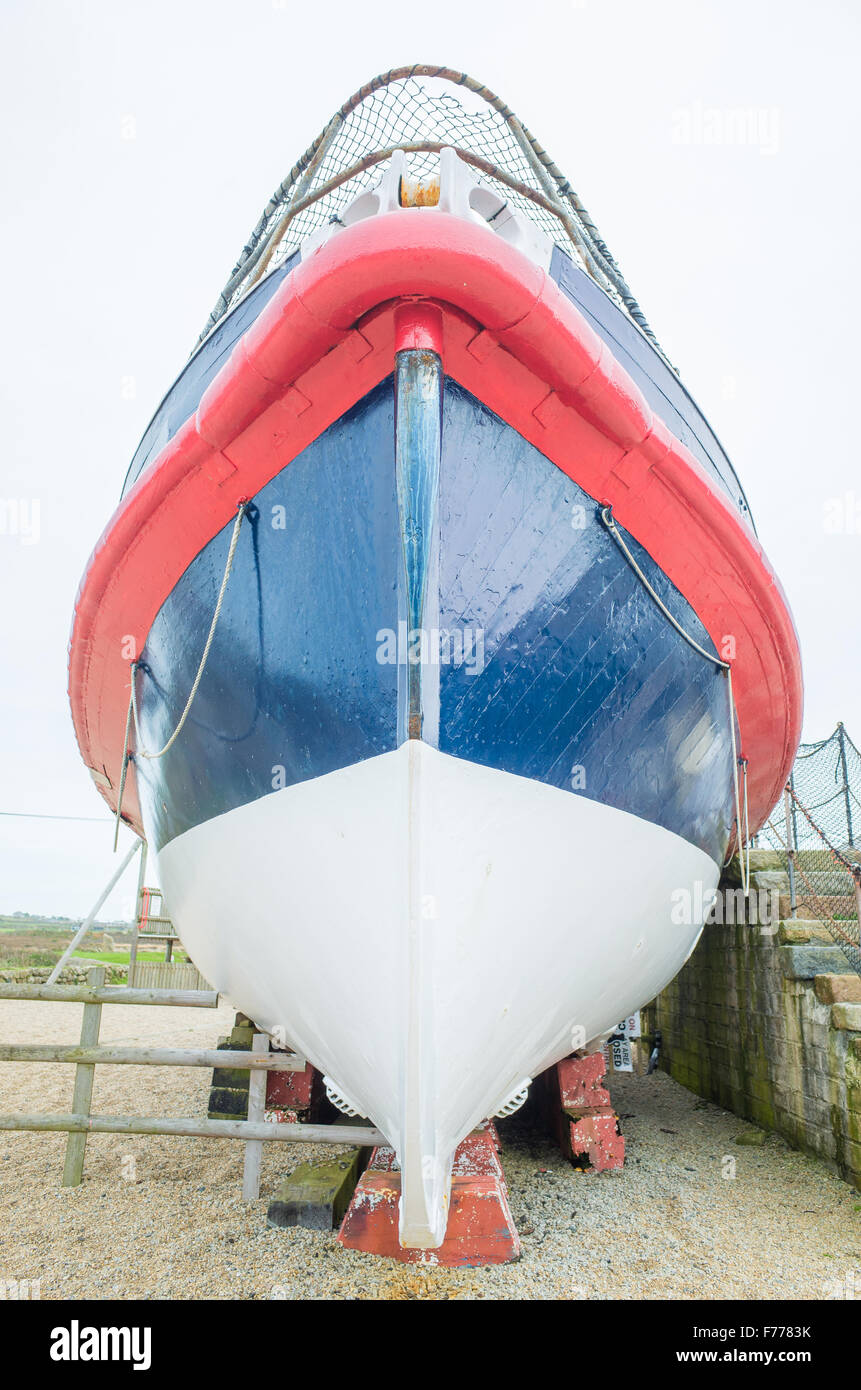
left=1, top=0, right=858, bottom=917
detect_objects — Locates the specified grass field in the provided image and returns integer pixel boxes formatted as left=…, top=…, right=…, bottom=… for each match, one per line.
left=71, top=948, right=189, bottom=965
left=0, top=926, right=186, bottom=971
left=0, top=918, right=78, bottom=933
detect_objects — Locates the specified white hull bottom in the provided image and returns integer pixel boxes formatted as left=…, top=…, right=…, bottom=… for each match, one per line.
left=157, top=743, right=718, bottom=1247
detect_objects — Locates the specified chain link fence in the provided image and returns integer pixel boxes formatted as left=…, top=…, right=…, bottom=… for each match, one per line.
left=757, top=724, right=861, bottom=973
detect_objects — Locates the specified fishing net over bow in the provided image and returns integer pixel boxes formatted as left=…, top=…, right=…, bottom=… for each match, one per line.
left=197, top=65, right=663, bottom=356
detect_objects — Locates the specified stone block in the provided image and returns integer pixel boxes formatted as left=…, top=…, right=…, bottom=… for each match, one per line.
left=724, top=851, right=785, bottom=883
left=804, top=1072, right=837, bottom=1104
left=780, top=945, right=857, bottom=980
left=832, top=1004, right=861, bottom=1032
left=778, top=921, right=836, bottom=945
left=815, top=974, right=861, bottom=1004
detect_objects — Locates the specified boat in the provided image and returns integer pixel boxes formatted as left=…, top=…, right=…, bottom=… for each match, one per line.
left=68, top=66, right=803, bottom=1248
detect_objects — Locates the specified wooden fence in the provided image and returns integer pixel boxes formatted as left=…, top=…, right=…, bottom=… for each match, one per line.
left=0, top=968, right=382, bottom=1199
left=128, top=960, right=211, bottom=991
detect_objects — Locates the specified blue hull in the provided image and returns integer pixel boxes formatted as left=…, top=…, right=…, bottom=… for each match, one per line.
left=134, top=371, right=736, bottom=864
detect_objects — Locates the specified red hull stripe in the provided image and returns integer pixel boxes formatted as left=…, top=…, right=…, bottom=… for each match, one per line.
left=69, top=211, right=802, bottom=838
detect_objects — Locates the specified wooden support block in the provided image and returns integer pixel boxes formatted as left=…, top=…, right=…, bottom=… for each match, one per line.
left=474, top=1118, right=501, bottom=1150
left=556, top=1053, right=611, bottom=1109
left=208, top=1086, right=250, bottom=1120
left=208, top=1013, right=313, bottom=1120
left=337, top=1130, right=520, bottom=1266
left=242, top=1032, right=269, bottom=1201
left=264, top=1108, right=300, bottom=1124
left=267, top=1148, right=366, bottom=1230
left=452, top=1132, right=505, bottom=1178
left=265, top=1059, right=320, bottom=1115
left=338, top=1171, right=520, bottom=1266
left=365, top=1136, right=505, bottom=1179
left=62, top=966, right=104, bottom=1188
left=565, top=1106, right=625, bottom=1171
left=210, top=1025, right=261, bottom=1117
left=542, top=1053, right=626, bottom=1172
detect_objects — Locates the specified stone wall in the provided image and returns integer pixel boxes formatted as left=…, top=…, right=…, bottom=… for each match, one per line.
left=656, top=854, right=861, bottom=1189
left=0, top=962, right=128, bottom=985
left=0, top=961, right=210, bottom=989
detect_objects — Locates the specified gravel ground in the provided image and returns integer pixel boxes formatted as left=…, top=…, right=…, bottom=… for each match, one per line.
left=1, top=999, right=859, bottom=1301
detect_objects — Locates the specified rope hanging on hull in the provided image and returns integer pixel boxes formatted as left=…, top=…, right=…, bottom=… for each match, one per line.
left=113, top=502, right=249, bottom=848
left=598, top=505, right=751, bottom=892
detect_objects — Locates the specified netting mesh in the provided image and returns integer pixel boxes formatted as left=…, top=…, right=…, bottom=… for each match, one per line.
left=197, top=66, right=659, bottom=354
left=757, top=724, right=861, bottom=972
left=269, top=77, right=570, bottom=261
left=767, top=728, right=861, bottom=856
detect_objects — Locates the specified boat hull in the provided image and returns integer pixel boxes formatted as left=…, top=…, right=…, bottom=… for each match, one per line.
left=68, top=209, right=804, bottom=1248
left=158, top=740, right=717, bottom=1246
left=132, top=374, right=736, bottom=865
left=134, top=356, right=734, bottom=1246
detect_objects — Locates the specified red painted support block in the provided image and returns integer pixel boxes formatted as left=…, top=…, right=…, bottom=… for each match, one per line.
left=265, top=1061, right=322, bottom=1118
left=264, top=1108, right=300, bottom=1125
left=547, top=1053, right=625, bottom=1171
left=337, top=1129, right=520, bottom=1266
left=475, top=1118, right=502, bottom=1151
left=556, top=1053, right=611, bottom=1110
left=567, top=1106, right=625, bottom=1171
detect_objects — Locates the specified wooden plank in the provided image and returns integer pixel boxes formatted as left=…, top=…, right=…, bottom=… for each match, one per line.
left=62, top=967, right=104, bottom=1187
left=127, top=928, right=139, bottom=988
left=0, top=1113, right=383, bottom=1144
left=267, top=1149, right=366, bottom=1230
left=242, top=1032, right=269, bottom=1200
left=0, top=985, right=219, bottom=1007
left=128, top=962, right=211, bottom=992
left=128, top=841, right=148, bottom=987
left=0, top=1045, right=306, bottom=1070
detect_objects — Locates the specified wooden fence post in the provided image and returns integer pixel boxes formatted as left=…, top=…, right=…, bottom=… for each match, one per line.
left=242, top=1032, right=269, bottom=1201
left=128, top=841, right=148, bottom=988
left=62, top=966, right=105, bottom=1187
left=784, top=785, right=798, bottom=919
